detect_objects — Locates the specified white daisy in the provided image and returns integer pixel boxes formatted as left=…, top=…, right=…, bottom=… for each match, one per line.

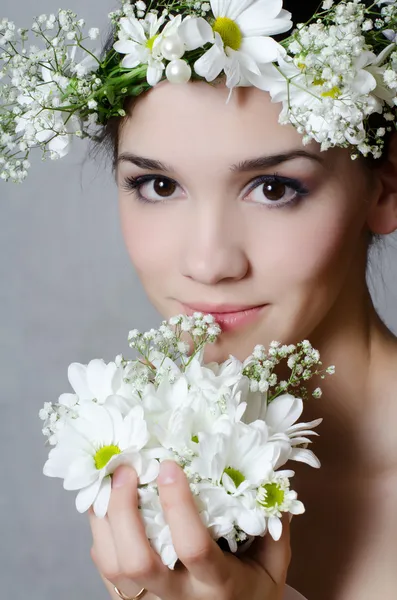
left=113, top=12, right=182, bottom=86
left=179, top=0, right=292, bottom=88
left=43, top=403, right=159, bottom=518
left=255, top=471, right=305, bottom=539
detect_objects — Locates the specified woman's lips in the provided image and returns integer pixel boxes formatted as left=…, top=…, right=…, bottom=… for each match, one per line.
left=181, top=303, right=268, bottom=332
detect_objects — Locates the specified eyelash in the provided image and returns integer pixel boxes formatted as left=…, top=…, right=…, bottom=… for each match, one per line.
left=121, top=173, right=310, bottom=209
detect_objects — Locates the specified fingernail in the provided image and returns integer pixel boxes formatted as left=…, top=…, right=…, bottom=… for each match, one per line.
left=112, top=466, right=132, bottom=489
left=157, top=461, right=179, bottom=485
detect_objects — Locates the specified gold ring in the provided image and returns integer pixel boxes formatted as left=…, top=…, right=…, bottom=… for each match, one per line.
left=113, top=585, right=147, bottom=600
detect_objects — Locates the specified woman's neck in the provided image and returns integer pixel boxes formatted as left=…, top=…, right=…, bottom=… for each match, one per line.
left=302, top=283, right=397, bottom=473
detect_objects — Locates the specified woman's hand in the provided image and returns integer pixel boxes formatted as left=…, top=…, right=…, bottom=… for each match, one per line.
left=89, top=461, right=291, bottom=600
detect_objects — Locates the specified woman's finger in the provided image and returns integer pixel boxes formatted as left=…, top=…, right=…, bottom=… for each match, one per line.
left=88, top=508, right=120, bottom=581
left=247, top=514, right=292, bottom=586
left=157, top=460, right=229, bottom=586
left=106, top=466, right=169, bottom=597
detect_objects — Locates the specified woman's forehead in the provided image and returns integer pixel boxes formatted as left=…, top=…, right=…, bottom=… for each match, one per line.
left=119, top=80, right=319, bottom=163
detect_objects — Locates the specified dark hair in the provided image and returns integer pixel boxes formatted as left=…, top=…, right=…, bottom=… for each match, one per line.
left=88, top=0, right=389, bottom=177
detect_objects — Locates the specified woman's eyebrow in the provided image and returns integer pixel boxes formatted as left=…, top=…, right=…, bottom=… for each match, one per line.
left=117, top=149, right=324, bottom=173
left=231, top=150, right=325, bottom=172
left=117, top=152, right=172, bottom=172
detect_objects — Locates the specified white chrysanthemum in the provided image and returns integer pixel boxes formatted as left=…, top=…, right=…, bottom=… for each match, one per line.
left=255, top=471, right=305, bottom=539
left=198, top=467, right=303, bottom=540
left=67, top=358, right=141, bottom=414
left=66, top=358, right=124, bottom=404
left=113, top=12, right=182, bottom=85
left=178, top=0, right=292, bottom=88
left=142, top=360, right=248, bottom=459
left=43, top=403, right=159, bottom=517
left=191, top=420, right=291, bottom=491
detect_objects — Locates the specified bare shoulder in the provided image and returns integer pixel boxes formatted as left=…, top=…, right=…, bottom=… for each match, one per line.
left=365, top=325, right=397, bottom=470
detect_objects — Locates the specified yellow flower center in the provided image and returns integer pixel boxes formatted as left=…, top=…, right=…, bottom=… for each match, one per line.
left=224, top=466, right=245, bottom=488
left=146, top=34, right=159, bottom=52
left=213, top=17, right=242, bottom=51
left=257, top=482, right=285, bottom=509
left=321, top=86, right=341, bottom=99
left=94, top=445, right=121, bottom=470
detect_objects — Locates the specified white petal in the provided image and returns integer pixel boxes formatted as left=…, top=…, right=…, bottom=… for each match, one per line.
left=223, top=52, right=246, bottom=89
left=163, top=15, right=183, bottom=37
left=211, top=0, right=253, bottom=20
left=113, top=39, right=141, bottom=56
left=222, top=472, right=237, bottom=494
left=232, top=48, right=262, bottom=80
left=48, top=135, right=70, bottom=158
left=120, top=16, right=146, bottom=44
left=105, top=404, right=124, bottom=441
left=140, top=458, right=160, bottom=484
left=241, top=36, right=284, bottom=65
left=236, top=1, right=291, bottom=34
left=41, top=63, right=54, bottom=83
left=160, top=544, right=178, bottom=569
left=352, top=70, right=377, bottom=95
left=289, top=500, right=305, bottom=515
left=119, top=405, right=148, bottom=450
left=268, top=515, right=282, bottom=540
left=147, top=12, right=166, bottom=37
left=76, top=404, right=114, bottom=443
left=35, top=129, right=52, bottom=143
left=103, top=450, right=141, bottom=477
left=236, top=508, right=266, bottom=536
left=287, top=419, right=323, bottom=435
left=146, top=62, right=164, bottom=86
left=194, top=37, right=226, bottom=82
left=75, top=478, right=102, bottom=513
left=289, top=448, right=321, bottom=468
left=43, top=447, right=80, bottom=479
left=178, top=17, right=214, bottom=50
left=121, top=52, right=145, bottom=69
left=265, top=395, right=303, bottom=433
left=290, top=436, right=314, bottom=446
left=68, top=363, right=91, bottom=400
left=64, top=455, right=97, bottom=490
left=93, top=476, right=112, bottom=518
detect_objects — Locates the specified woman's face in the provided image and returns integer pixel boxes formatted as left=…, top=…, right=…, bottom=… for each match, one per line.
left=117, top=81, right=379, bottom=362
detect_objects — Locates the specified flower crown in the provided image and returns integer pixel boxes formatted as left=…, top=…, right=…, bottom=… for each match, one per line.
left=1, top=0, right=397, bottom=183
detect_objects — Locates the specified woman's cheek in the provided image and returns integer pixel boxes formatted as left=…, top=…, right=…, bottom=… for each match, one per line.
left=119, top=201, right=174, bottom=271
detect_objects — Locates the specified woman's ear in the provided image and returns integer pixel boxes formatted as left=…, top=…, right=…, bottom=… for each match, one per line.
left=367, top=131, right=397, bottom=235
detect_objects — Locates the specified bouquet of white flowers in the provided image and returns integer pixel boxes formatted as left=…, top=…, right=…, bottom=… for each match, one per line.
left=39, top=313, right=334, bottom=569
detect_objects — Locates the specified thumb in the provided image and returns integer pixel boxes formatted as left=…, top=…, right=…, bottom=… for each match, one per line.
left=247, top=515, right=292, bottom=586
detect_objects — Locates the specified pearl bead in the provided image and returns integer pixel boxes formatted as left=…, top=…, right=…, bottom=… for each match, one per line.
left=161, top=35, right=185, bottom=61
left=166, top=59, right=192, bottom=84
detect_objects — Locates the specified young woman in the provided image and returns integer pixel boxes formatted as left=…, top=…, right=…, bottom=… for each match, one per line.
left=12, top=0, right=396, bottom=598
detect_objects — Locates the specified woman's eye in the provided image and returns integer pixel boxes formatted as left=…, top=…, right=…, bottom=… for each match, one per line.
left=122, top=175, right=183, bottom=203
left=245, top=177, right=308, bottom=207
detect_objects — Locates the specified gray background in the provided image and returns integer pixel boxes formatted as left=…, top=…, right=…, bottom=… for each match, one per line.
left=1, top=1, right=397, bottom=599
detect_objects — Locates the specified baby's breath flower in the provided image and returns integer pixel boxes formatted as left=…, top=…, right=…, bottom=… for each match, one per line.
left=88, top=27, right=100, bottom=40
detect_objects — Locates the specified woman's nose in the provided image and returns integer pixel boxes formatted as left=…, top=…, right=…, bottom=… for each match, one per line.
left=180, top=202, right=249, bottom=286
